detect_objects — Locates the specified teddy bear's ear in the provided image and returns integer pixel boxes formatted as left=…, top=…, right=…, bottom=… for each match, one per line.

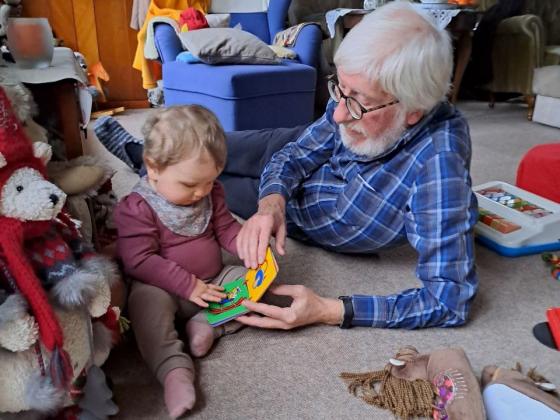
left=32, top=141, right=52, bottom=165
left=0, top=152, right=6, bottom=168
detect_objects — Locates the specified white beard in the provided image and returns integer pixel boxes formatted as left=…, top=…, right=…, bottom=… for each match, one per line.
left=339, top=109, right=407, bottom=158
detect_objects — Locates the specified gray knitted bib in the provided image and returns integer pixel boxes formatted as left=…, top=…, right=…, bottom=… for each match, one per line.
left=132, top=177, right=212, bottom=237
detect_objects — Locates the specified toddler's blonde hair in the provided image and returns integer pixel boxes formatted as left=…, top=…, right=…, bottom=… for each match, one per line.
left=142, top=105, right=226, bottom=170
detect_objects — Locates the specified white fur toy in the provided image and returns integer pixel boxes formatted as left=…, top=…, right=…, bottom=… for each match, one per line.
left=0, top=86, right=119, bottom=415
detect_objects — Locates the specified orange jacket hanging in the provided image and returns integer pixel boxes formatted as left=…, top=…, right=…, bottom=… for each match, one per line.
left=133, top=0, right=210, bottom=89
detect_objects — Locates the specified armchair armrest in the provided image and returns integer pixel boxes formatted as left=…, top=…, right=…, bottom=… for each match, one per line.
left=496, top=14, right=545, bottom=66
left=489, top=14, right=546, bottom=95
left=289, top=24, right=322, bottom=69
left=154, top=23, right=183, bottom=64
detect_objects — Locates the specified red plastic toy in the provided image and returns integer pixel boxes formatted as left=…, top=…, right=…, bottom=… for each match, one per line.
left=547, top=307, right=560, bottom=350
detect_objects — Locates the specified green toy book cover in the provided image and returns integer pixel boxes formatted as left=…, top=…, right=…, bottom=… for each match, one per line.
left=206, top=276, right=250, bottom=326
left=206, top=247, right=278, bottom=326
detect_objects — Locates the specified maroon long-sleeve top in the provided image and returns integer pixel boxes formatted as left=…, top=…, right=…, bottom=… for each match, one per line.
left=114, top=181, right=241, bottom=299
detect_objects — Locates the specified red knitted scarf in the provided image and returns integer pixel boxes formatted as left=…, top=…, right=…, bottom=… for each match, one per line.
left=0, top=217, right=61, bottom=348
left=0, top=216, right=73, bottom=387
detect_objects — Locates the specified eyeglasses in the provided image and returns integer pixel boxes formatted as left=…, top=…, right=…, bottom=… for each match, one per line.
left=327, top=76, right=399, bottom=120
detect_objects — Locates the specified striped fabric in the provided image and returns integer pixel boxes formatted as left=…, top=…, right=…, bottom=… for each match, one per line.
left=93, top=116, right=143, bottom=170
left=259, top=100, right=479, bottom=328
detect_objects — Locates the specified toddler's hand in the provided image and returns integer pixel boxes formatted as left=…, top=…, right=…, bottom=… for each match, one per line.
left=189, top=277, right=226, bottom=308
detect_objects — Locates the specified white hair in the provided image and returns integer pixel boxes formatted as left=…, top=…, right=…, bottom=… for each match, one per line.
left=334, top=1, right=452, bottom=113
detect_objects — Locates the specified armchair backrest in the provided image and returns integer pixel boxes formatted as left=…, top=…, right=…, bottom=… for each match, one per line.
left=524, top=0, right=560, bottom=45
left=288, top=0, right=362, bottom=26
left=209, top=0, right=291, bottom=44
left=477, top=0, right=497, bottom=12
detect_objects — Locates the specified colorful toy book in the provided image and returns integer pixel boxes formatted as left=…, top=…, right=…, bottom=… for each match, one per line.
left=206, top=247, right=279, bottom=327
left=474, top=181, right=560, bottom=257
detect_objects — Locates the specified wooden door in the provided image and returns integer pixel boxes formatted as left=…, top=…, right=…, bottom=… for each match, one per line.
left=22, top=0, right=148, bottom=108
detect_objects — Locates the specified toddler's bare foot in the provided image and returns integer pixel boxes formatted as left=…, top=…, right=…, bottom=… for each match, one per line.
left=163, top=368, right=195, bottom=419
left=185, top=319, right=215, bottom=357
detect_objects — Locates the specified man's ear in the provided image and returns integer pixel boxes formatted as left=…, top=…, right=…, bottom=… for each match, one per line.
left=406, top=110, right=423, bottom=126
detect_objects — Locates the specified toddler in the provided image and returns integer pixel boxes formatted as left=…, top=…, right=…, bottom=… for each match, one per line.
left=114, top=105, right=245, bottom=419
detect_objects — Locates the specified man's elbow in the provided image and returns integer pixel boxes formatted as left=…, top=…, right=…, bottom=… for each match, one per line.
left=447, top=313, right=468, bottom=327
left=429, top=280, right=477, bottom=328
left=421, top=295, right=472, bottom=328
left=441, top=305, right=471, bottom=328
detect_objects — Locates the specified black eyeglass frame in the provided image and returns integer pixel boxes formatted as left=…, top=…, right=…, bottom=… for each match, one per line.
left=327, top=75, right=399, bottom=120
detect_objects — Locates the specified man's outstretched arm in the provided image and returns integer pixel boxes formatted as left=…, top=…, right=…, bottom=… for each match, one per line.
left=238, top=152, right=478, bottom=330
left=350, top=150, right=479, bottom=329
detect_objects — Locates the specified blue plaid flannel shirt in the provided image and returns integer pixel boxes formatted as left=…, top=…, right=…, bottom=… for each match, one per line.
left=259, top=101, right=479, bottom=329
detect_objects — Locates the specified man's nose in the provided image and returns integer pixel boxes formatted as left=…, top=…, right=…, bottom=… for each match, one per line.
left=332, top=100, right=353, bottom=125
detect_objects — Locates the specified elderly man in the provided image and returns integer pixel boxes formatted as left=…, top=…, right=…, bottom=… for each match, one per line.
left=227, top=2, right=479, bottom=330
left=94, top=2, right=478, bottom=330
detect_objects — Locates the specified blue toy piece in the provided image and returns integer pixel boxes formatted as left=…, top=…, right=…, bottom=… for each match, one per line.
left=542, top=253, right=560, bottom=280
left=253, top=269, right=264, bottom=288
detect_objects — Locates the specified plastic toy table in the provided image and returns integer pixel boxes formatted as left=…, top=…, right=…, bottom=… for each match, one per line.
left=474, top=181, right=560, bottom=257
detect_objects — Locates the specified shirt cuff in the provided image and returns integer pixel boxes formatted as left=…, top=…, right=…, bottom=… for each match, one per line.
left=259, top=182, right=290, bottom=202
left=351, top=295, right=388, bottom=328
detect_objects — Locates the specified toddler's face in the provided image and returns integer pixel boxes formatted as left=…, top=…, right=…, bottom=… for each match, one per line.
left=147, top=151, right=221, bottom=206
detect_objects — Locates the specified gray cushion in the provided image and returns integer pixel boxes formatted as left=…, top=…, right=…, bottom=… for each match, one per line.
left=180, top=27, right=280, bottom=65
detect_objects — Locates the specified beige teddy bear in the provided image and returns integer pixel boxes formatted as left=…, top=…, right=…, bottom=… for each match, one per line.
left=0, top=85, right=118, bottom=415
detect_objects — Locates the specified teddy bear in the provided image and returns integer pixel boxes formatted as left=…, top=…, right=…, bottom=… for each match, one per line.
left=0, top=86, right=120, bottom=415
left=1, top=80, right=118, bottom=245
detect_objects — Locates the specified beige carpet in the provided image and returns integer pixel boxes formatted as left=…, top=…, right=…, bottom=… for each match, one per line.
left=84, top=100, right=560, bottom=419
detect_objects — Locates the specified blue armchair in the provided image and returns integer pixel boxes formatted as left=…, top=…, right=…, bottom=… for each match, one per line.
left=153, top=0, right=322, bottom=131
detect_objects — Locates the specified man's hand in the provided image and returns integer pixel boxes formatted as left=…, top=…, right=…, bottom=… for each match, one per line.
left=188, top=277, right=226, bottom=308
left=237, top=194, right=287, bottom=268
left=236, top=284, right=344, bottom=329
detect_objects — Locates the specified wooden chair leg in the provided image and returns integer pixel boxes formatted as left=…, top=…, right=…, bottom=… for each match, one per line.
left=488, top=91, right=495, bottom=108
left=525, top=94, right=535, bottom=121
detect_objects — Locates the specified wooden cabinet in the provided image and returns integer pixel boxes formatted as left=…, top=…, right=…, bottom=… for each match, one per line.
left=22, top=0, right=148, bottom=108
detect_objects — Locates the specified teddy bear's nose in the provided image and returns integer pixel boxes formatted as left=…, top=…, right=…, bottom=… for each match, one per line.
left=49, top=194, right=59, bottom=206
